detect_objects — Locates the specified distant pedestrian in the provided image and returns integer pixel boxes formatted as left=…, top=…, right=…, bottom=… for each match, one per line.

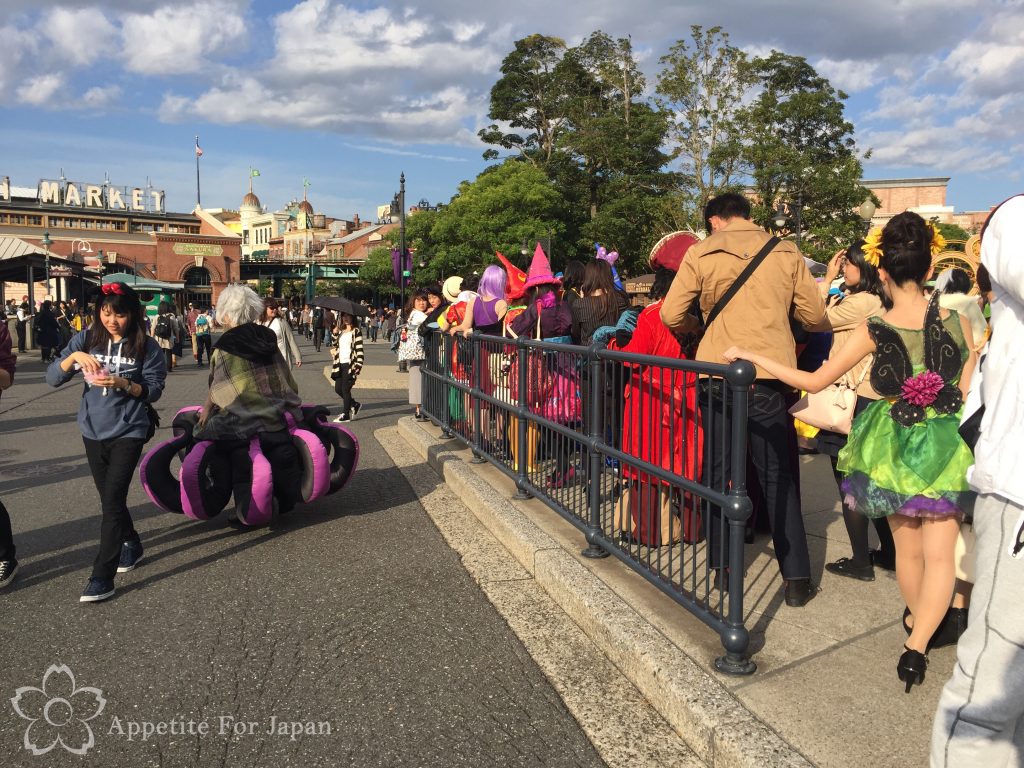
left=46, top=282, right=166, bottom=603
left=399, top=291, right=429, bottom=419
left=330, top=312, right=363, bottom=422
left=259, top=298, right=302, bottom=368
left=34, top=301, right=61, bottom=362
left=194, top=307, right=213, bottom=366
left=311, top=305, right=325, bottom=352
left=15, top=298, right=29, bottom=352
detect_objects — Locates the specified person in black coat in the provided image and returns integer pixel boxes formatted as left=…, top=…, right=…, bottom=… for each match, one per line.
left=34, top=301, right=61, bottom=362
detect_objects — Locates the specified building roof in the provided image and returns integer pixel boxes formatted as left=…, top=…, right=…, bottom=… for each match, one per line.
left=332, top=224, right=386, bottom=245
left=103, top=272, right=184, bottom=291
left=863, top=177, right=951, bottom=188
left=298, top=199, right=314, bottom=215
left=241, top=191, right=261, bottom=209
left=0, top=235, right=45, bottom=261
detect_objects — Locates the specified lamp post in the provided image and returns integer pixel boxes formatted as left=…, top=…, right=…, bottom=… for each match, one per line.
left=858, top=198, right=877, bottom=235
left=772, top=195, right=804, bottom=250
left=391, top=172, right=407, bottom=312
left=41, top=230, right=53, bottom=300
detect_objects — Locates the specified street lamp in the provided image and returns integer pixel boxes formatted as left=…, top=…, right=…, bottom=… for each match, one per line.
left=858, top=198, right=877, bottom=234
left=773, top=196, right=805, bottom=250
left=41, top=230, right=53, bottom=300
left=391, top=172, right=407, bottom=312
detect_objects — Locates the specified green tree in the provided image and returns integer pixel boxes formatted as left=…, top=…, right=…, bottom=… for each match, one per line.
left=357, top=246, right=398, bottom=293
left=656, top=26, right=752, bottom=230
left=739, top=51, right=873, bottom=260
left=932, top=220, right=971, bottom=243
left=561, top=32, right=674, bottom=271
left=478, top=34, right=573, bottom=169
left=427, top=162, right=566, bottom=276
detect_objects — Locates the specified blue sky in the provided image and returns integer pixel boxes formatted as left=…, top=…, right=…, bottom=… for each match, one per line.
left=1, top=0, right=1020, bottom=221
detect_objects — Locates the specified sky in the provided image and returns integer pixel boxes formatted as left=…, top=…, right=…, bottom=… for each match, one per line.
left=0, top=0, right=1020, bottom=221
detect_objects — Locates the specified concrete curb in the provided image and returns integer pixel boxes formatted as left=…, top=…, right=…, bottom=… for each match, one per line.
left=397, top=416, right=814, bottom=768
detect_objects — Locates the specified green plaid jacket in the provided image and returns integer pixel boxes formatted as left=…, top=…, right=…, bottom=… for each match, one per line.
left=194, top=348, right=302, bottom=441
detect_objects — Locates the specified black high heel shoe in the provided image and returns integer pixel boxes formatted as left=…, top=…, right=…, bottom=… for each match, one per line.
left=897, top=645, right=927, bottom=693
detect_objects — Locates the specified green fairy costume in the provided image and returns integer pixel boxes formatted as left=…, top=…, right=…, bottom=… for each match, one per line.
left=838, top=295, right=975, bottom=519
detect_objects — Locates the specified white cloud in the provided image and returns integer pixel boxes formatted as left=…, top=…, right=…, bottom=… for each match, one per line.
left=16, top=74, right=63, bottom=106
left=814, top=58, right=881, bottom=94
left=44, top=8, right=117, bottom=66
left=121, top=1, right=247, bottom=75
left=81, top=85, right=122, bottom=108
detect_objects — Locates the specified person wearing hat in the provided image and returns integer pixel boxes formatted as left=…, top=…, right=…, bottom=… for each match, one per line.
left=509, top=245, right=572, bottom=341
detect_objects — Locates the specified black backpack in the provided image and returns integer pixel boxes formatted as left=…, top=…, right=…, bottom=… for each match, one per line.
left=153, top=314, right=173, bottom=340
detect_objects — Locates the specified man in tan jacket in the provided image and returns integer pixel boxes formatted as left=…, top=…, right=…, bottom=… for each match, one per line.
left=661, top=192, right=826, bottom=607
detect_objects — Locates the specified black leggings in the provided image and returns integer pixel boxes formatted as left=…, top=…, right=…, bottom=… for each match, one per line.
left=83, top=437, right=146, bottom=581
left=830, top=455, right=895, bottom=565
left=334, top=364, right=359, bottom=415
left=0, top=499, right=14, bottom=562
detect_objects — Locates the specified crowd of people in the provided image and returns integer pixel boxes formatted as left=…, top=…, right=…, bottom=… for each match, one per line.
left=2, top=190, right=1022, bottom=763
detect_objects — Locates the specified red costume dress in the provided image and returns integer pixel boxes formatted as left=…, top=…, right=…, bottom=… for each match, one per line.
left=610, top=300, right=703, bottom=544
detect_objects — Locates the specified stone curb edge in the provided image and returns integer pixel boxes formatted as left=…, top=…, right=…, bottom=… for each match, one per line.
left=396, top=416, right=814, bottom=768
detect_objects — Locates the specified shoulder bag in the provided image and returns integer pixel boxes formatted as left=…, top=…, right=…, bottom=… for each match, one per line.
left=788, top=361, right=871, bottom=435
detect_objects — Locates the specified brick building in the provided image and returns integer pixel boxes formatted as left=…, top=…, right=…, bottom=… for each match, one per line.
left=0, top=175, right=241, bottom=307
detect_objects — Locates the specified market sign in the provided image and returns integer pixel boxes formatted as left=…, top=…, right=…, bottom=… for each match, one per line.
left=33, top=179, right=165, bottom=214
left=172, top=243, right=223, bottom=258
left=49, top=266, right=74, bottom=278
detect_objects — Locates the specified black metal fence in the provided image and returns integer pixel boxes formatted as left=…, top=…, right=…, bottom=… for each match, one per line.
left=419, top=330, right=758, bottom=674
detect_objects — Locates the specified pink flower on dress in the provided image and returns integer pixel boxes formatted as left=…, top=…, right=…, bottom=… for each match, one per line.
left=901, top=370, right=945, bottom=408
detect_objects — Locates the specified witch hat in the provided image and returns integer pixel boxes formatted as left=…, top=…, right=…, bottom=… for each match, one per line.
left=496, top=251, right=528, bottom=300
left=522, top=243, right=560, bottom=290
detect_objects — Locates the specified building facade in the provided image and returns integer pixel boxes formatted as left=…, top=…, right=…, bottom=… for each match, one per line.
left=0, top=174, right=241, bottom=307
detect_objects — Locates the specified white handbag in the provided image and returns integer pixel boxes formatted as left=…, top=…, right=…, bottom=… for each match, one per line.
left=789, top=361, right=871, bottom=435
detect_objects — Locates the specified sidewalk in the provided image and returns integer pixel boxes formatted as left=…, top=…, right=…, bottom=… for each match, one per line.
left=395, top=416, right=953, bottom=768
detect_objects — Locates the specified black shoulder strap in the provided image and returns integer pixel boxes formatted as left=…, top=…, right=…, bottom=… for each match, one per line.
left=703, top=236, right=780, bottom=329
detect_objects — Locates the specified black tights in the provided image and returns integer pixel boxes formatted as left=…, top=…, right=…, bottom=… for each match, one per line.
left=830, top=456, right=895, bottom=565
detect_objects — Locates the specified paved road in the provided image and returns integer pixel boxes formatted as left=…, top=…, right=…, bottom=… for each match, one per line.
left=0, top=333, right=604, bottom=767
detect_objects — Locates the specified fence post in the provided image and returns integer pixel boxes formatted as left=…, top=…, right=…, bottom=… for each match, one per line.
left=470, top=333, right=485, bottom=463
left=440, top=332, right=454, bottom=439
left=513, top=335, right=531, bottom=500
left=715, top=359, right=757, bottom=676
left=582, top=345, right=609, bottom=559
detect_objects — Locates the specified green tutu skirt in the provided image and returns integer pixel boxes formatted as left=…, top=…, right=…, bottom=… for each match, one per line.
left=837, top=399, right=974, bottom=520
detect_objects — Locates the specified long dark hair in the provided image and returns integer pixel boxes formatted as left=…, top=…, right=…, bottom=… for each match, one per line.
left=580, top=260, right=617, bottom=318
left=843, top=240, right=891, bottom=309
left=86, top=283, right=147, bottom=360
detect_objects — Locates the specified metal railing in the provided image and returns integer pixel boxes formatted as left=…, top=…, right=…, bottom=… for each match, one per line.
left=419, top=330, right=758, bottom=674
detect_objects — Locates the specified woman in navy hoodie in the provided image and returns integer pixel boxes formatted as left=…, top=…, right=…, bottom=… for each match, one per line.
left=47, top=283, right=166, bottom=603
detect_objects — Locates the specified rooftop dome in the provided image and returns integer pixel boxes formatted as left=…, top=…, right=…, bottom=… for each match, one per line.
left=241, top=191, right=261, bottom=209
left=298, top=199, right=314, bottom=215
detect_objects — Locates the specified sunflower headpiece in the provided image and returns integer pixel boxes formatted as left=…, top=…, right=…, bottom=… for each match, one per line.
left=861, top=223, right=947, bottom=268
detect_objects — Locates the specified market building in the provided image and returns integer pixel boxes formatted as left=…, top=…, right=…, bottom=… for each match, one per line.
left=0, top=174, right=241, bottom=308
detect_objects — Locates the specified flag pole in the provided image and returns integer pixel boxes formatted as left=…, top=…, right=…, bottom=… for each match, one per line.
left=195, top=135, right=202, bottom=207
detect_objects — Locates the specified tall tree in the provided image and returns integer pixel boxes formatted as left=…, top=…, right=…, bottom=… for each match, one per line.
left=656, top=26, right=752, bottom=230
left=739, top=51, right=873, bottom=259
left=478, top=34, right=573, bottom=170
left=559, top=31, right=674, bottom=271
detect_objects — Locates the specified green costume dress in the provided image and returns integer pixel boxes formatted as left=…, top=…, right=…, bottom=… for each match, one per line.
left=838, top=305, right=975, bottom=520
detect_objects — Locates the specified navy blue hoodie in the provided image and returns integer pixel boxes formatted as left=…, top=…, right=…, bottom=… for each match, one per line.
left=47, top=330, right=166, bottom=441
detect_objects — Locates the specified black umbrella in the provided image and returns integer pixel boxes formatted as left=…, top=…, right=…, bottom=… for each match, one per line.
left=311, top=296, right=369, bottom=317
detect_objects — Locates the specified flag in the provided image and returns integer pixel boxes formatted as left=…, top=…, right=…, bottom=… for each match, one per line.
left=195, top=137, right=203, bottom=158
left=251, top=168, right=260, bottom=177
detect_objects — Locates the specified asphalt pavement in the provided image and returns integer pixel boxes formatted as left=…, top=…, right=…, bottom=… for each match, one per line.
left=0, top=333, right=605, bottom=767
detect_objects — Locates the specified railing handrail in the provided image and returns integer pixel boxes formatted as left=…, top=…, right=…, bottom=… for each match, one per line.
left=420, top=328, right=756, bottom=674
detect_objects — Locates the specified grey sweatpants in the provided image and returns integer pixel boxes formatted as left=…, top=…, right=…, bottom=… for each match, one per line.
left=932, top=493, right=1024, bottom=767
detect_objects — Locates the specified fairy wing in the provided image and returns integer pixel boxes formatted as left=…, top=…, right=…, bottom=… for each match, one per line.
left=923, top=297, right=965, bottom=415
left=866, top=318, right=914, bottom=398
left=924, top=298, right=965, bottom=384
